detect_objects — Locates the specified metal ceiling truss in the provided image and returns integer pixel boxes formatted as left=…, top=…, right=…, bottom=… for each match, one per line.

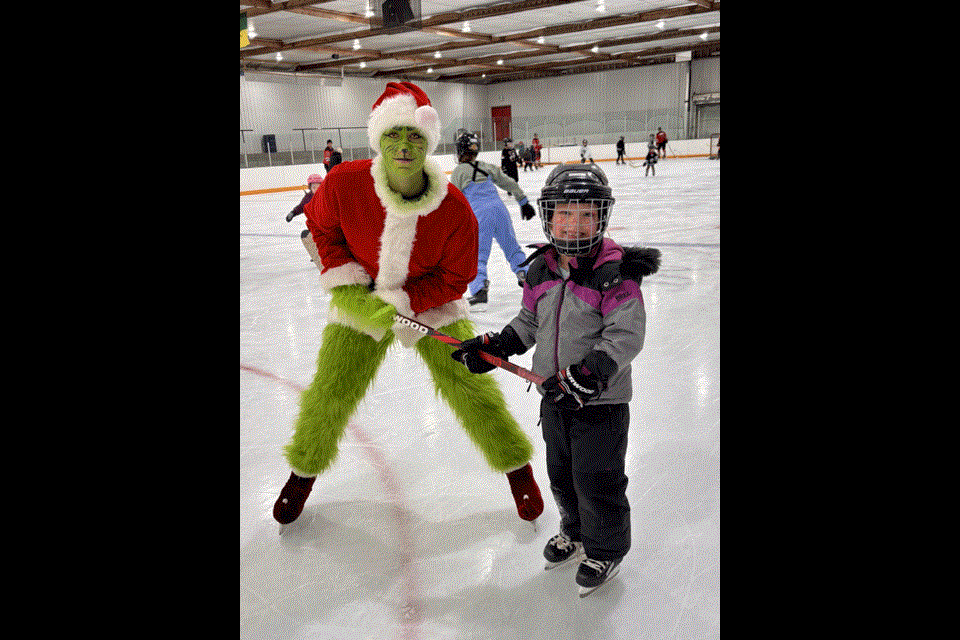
left=240, top=1, right=720, bottom=85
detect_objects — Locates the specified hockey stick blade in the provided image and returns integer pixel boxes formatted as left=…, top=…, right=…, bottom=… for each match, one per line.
left=392, top=313, right=546, bottom=385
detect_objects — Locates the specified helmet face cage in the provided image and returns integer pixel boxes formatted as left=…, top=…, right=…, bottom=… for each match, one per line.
left=538, top=198, right=613, bottom=256
left=536, top=164, right=615, bottom=256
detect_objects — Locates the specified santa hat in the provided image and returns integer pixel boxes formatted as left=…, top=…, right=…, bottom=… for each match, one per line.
left=367, top=82, right=441, bottom=155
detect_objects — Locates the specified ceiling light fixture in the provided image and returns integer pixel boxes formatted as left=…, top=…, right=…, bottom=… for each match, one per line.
left=434, top=51, right=442, bottom=58
left=655, top=20, right=665, bottom=30
left=537, top=36, right=545, bottom=44
left=462, top=21, right=471, bottom=32
left=275, top=52, right=283, bottom=61
left=353, top=39, right=361, bottom=50
left=591, top=45, right=599, bottom=53
left=427, top=67, right=433, bottom=73
left=497, top=59, right=504, bottom=65
left=699, top=32, right=709, bottom=40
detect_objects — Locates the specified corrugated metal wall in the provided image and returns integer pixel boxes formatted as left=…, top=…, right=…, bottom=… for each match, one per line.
left=240, top=58, right=718, bottom=159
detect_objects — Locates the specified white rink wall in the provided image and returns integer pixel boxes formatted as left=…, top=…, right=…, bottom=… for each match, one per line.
left=240, top=138, right=712, bottom=194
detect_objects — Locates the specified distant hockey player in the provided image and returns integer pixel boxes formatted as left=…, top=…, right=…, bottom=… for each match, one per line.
left=501, top=138, right=520, bottom=181
left=273, top=82, right=544, bottom=530
left=579, top=139, right=594, bottom=164
left=285, top=173, right=324, bottom=268
left=642, top=147, right=658, bottom=176
left=451, top=163, right=661, bottom=596
left=450, top=132, right=535, bottom=305
left=655, top=127, right=668, bottom=158
left=531, top=134, right=543, bottom=169
left=615, top=136, right=626, bottom=165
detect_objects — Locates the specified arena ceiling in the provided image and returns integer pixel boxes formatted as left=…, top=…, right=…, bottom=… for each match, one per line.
left=239, top=0, right=720, bottom=85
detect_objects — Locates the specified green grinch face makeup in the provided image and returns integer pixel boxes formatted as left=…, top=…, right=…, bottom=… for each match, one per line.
left=380, top=126, right=428, bottom=197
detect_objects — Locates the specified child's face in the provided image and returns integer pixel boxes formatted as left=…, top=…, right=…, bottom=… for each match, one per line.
left=309, top=183, right=320, bottom=193
left=551, top=202, right=600, bottom=241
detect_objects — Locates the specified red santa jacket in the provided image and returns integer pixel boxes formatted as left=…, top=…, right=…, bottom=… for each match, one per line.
left=304, top=155, right=478, bottom=335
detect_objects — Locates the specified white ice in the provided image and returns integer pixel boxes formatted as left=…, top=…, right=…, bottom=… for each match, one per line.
left=241, top=158, right=719, bottom=640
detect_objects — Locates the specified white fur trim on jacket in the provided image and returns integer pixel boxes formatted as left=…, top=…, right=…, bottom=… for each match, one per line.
left=318, top=261, right=372, bottom=291
left=324, top=155, right=466, bottom=348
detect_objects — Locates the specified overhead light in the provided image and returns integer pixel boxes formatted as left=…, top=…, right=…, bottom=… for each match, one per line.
left=497, top=59, right=504, bottom=65
left=353, top=39, right=361, bottom=50
left=427, top=67, right=433, bottom=73
left=595, top=0, right=606, bottom=12
left=655, top=20, right=665, bottom=30
left=434, top=51, right=442, bottom=58
left=591, top=45, right=599, bottom=53
left=247, top=22, right=258, bottom=39
left=275, top=52, right=283, bottom=61
left=461, top=21, right=471, bottom=32
left=359, top=61, right=367, bottom=68
left=699, top=32, right=709, bottom=40
left=536, top=36, right=545, bottom=44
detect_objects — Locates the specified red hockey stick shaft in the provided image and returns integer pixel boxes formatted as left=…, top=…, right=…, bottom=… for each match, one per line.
left=392, top=313, right=546, bottom=385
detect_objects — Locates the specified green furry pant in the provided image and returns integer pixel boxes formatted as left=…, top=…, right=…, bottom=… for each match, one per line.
left=284, top=319, right=534, bottom=476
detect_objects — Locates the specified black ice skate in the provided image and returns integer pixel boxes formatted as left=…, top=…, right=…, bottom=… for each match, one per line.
left=468, top=280, right=489, bottom=305
left=543, top=533, right=584, bottom=570
left=576, top=558, right=621, bottom=597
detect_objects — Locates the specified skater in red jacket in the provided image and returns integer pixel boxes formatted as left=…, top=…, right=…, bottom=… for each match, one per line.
left=273, top=82, right=543, bottom=529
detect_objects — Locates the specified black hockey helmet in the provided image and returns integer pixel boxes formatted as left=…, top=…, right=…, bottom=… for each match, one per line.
left=456, top=132, right=479, bottom=158
left=537, top=163, right=615, bottom=256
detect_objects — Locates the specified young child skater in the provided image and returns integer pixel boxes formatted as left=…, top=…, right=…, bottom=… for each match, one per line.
left=642, top=147, right=658, bottom=176
left=451, top=164, right=660, bottom=596
left=285, top=173, right=325, bottom=268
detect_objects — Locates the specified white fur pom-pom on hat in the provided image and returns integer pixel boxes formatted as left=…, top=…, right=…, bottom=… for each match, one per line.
left=368, top=81, right=441, bottom=155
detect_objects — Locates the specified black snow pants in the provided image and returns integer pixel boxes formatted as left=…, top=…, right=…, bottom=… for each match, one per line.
left=541, top=397, right=630, bottom=562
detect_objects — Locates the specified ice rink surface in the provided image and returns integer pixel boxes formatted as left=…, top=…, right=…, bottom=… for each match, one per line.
left=241, top=157, right=719, bottom=640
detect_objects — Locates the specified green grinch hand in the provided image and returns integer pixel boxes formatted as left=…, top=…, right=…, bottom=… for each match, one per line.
left=330, top=284, right=397, bottom=330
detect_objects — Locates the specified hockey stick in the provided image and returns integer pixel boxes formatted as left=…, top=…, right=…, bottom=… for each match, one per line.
left=392, top=312, right=546, bottom=385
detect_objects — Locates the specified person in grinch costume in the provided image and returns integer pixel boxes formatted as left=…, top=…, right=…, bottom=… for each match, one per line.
left=273, top=82, right=544, bottom=527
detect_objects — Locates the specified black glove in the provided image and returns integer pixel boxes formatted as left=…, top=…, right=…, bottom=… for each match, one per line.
left=542, top=352, right=617, bottom=410
left=451, top=327, right=527, bottom=374
left=520, top=202, right=536, bottom=221
left=542, top=365, right=601, bottom=410
left=451, top=332, right=501, bottom=374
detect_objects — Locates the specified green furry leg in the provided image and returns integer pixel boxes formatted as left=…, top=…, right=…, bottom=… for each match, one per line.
left=284, top=323, right=394, bottom=475
left=415, top=319, right=534, bottom=473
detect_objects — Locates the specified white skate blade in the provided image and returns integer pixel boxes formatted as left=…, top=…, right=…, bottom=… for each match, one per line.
left=577, top=566, right=620, bottom=598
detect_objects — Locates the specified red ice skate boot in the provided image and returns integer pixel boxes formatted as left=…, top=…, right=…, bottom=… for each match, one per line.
left=506, top=463, right=544, bottom=521
left=273, top=472, right=316, bottom=525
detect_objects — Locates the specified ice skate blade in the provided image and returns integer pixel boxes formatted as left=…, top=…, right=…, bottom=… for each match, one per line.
left=577, top=566, right=620, bottom=598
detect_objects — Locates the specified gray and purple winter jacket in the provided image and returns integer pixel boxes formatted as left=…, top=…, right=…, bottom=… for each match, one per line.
left=507, top=238, right=648, bottom=405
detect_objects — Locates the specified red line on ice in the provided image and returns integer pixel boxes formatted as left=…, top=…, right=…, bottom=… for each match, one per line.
left=241, top=363, right=422, bottom=640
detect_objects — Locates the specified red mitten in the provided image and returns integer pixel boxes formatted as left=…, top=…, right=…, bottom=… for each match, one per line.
left=506, top=463, right=544, bottom=521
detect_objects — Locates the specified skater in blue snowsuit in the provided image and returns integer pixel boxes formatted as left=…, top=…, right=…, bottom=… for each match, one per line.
left=450, top=133, right=537, bottom=305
